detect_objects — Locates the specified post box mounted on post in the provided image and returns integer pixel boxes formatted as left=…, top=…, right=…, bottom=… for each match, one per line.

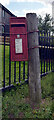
left=10, top=17, right=28, bottom=61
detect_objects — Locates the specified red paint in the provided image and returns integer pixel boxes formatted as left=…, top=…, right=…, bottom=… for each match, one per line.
left=10, top=17, right=28, bottom=61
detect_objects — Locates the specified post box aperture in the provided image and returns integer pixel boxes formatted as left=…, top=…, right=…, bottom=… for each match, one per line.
left=10, top=17, right=28, bottom=61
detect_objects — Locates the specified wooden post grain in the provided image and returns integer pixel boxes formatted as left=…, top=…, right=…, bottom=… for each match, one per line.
left=26, top=13, right=41, bottom=103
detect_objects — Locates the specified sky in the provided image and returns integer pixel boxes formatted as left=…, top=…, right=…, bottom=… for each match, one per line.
left=0, top=0, right=54, bottom=18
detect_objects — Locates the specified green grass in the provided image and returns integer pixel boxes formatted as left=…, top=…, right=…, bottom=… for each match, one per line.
left=41, top=72, right=54, bottom=99
left=2, top=72, right=54, bottom=119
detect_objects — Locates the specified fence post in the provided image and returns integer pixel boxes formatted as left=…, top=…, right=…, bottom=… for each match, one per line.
left=26, top=13, right=41, bottom=103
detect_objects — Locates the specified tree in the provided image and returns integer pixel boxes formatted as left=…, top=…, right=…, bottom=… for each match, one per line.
left=38, top=15, right=43, bottom=32
left=38, top=14, right=52, bottom=33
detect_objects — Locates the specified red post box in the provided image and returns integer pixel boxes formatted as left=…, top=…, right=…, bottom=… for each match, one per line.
left=10, top=17, right=28, bottom=61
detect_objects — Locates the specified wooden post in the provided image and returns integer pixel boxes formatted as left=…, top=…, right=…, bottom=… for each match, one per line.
left=26, top=13, right=41, bottom=103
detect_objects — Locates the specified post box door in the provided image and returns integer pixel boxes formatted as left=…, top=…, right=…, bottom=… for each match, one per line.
left=10, top=17, right=28, bottom=61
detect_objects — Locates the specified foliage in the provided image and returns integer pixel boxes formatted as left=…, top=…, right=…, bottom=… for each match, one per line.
left=38, top=14, right=52, bottom=33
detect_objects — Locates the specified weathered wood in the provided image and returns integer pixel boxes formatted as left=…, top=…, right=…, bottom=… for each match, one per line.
left=26, top=13, right=41, bottom=103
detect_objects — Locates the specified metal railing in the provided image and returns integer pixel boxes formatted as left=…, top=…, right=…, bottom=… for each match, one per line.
left=0, top=31, right=54, bottom=91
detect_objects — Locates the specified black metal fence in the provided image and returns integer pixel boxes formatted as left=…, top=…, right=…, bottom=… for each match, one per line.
left=0, top=31, right=54, bottom=91
left=39, top=31, right=54, bottom=77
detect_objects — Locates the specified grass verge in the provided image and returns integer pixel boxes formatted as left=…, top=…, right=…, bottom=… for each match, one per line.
left=2, top=72, right=54, bottom=119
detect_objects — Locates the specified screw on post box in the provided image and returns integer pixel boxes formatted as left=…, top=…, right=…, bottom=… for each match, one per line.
left=17, top=34, right=20, bottom=38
